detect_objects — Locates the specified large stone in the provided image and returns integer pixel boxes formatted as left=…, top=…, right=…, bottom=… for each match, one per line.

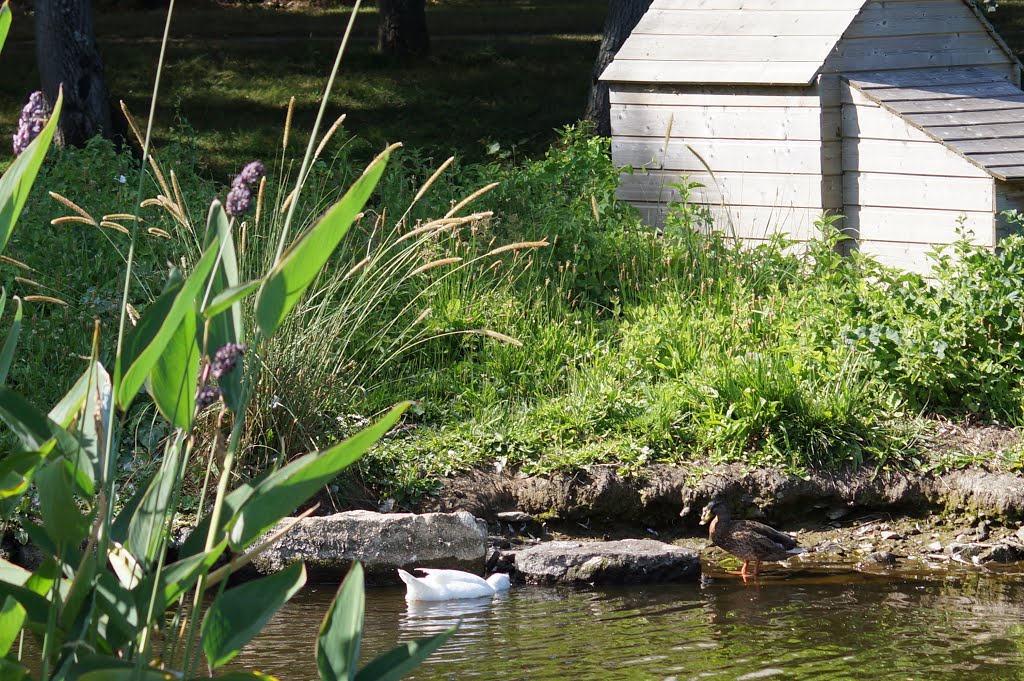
left=251, top=510, right=487, bottom=584
left=975, top=542, right=1024, bottom=564
left=514, top=539, right=700, bottom=585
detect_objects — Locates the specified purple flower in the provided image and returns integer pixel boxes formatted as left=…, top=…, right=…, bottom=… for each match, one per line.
left=226, top=184, right=252, bottom=217
left=236, top=160, right=265, bottom=187
left=211, top=342, right=247, bottom=379
left=12, top=91, right=48, bottom=156
left=196, top=386, right=221, bottom=409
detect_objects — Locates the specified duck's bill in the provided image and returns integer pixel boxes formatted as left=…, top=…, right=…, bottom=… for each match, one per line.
left=698, top=508, right=712, bottom=525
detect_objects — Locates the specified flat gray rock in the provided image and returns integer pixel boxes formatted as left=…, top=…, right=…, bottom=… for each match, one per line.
left=514, top=539, right=700, bottom=585
left=251, top=510, right=487, bottom=583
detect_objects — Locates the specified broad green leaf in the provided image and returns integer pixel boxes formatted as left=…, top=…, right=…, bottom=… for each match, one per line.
left=0, top=658, right=28, bottom=681
left=36, top=460, right=89, bottom=545
left=0, top=450, right=42, bottom=500
left=0, top=386, right=95, bottom=492
left=61, top=551, right=97, bottom=634
left=354, top=628, right=456, bottom=681
left=20, top=556, right=60, bottom=601
left=204, top=280, right=260, bottom=320
left=0, top=385, right=58, bottom=452
left=228, top=402, right=409, bottom=549
left=148, top=304, right=199, bottom=430
left=317, top=562, right=365, bottom=681
left=0, top=295, right=18, bottom=385
left=48, top=362, right=111, bottom=485
left=256, top=145, right=395, bottom=338
left=0, top=584, right=49, bottom=635
left=157, top=539, right=227, bottom=605
left=0, top=558, right=29, bottom=587
left=110, top=468, right=169, bottom=547
left=204, top=200, right=242, bottom=336
left=177, top=478, right=256, bottom=558
left=62, top=454, right=95, bottom=497
left=204, top=202, right=245, bottom=411
left=128, top=540, right=226, bottom=614
left=0, top=2, right=11, bottom=54
left=0, top=91, right=62, bottom=254
left=115, top=271, right=179, bottom=409
left=0, top=562, right=55, bottom=629
left=116, top=237, right=221, bottom=409
left=201, top=562, right=306, bottom=669
left=108, top=542, right=141, bottom=589
left=48, top=365, right=89, bottom=428
left=94, top=572, right=140, bottom=648
left=0, top=596, right=24, bottom=655
left=126, top=437, right=185, bottom=565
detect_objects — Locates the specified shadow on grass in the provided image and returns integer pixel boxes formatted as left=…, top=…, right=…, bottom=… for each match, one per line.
left=2, top=4, right=603, bottom=176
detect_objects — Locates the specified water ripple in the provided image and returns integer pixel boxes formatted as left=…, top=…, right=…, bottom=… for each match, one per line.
left=237, top=572, right=1024, bottom=680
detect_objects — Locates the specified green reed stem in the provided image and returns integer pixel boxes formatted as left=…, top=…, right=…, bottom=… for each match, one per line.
left=101, top=0, right=177, bottom=561
left=273, top=0, right=363, bottom=264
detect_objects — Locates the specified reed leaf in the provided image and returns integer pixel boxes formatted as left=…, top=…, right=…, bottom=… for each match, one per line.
left=256, top=144, right=398, bottom=339
left=0, top=2, right=10, bottom=53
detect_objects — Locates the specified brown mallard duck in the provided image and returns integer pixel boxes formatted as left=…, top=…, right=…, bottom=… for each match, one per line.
left=700, top=500, right=803, bottom=578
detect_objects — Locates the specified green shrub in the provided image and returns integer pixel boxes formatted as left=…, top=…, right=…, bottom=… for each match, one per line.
left=845, top=231, right=1024, bottom=420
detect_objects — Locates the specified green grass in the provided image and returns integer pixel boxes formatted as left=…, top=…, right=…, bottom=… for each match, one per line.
left=10, top=126, right=1024, bottom=507
left=6, top=1, right=1024, bottom=508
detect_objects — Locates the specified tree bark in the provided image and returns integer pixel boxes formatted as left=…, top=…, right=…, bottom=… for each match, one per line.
left=377, top=0, right=430, bottom=58
left=33, top=0, right=113, bottom=146
left=585, top=0, right=653, bottom=137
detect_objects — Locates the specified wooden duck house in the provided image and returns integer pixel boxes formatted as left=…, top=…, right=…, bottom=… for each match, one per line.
left=601, top=0, right=1024, bottom=272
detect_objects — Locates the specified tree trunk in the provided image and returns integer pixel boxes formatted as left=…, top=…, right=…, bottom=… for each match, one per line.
left=377, top=0, right=430, bottom=57
left=33, top=0, right=113, bottom=146
left=585, top=0, right=653, bottom=137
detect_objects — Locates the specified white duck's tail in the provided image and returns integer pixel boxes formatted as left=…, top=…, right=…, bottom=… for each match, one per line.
left=487, top=573, right=511, bottom=591
left=786, top=547, right=805, bottom=556
left=397, top=569, right=431, bottom=600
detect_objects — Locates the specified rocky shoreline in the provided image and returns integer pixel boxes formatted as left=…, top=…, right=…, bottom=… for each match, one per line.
left=8, top=464, right=1024, bottom=584
left=226, top=463, right=1024, bottom=586
left=435, top=463, right=1024, bottom=580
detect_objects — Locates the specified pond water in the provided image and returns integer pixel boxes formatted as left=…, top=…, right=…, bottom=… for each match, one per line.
left=235, top=563, right=1024, bottom=680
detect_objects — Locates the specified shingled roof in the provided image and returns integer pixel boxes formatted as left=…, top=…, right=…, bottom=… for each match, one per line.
left=848, top=66, right=1024, bottom=180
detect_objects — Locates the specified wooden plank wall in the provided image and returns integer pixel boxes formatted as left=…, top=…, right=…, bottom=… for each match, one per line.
left=821, top=0, right=1016, bottom=79
left=827, top=0, right=1013, bottom=271
left=610, top=84, right=838, bottom=239
left=609, top=0, right=1021, bottom=269
left=841, top=83, right=995, bottom=273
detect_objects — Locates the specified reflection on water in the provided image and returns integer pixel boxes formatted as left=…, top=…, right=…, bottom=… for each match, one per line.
left=234, top=566, right=1024, bottom=680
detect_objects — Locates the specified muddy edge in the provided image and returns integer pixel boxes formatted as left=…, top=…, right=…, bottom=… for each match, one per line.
left=419, top=464, right=1024, bottom=570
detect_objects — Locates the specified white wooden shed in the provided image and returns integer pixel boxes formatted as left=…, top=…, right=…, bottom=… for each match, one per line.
left=601, top=0, right=1024, bottom=272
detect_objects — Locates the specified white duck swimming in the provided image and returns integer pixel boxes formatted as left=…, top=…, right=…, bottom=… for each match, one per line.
left=397, top=568, right=510, bottom=601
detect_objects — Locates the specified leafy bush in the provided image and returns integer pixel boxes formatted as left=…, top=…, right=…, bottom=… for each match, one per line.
left=845, top=231, right=1024, bottom=420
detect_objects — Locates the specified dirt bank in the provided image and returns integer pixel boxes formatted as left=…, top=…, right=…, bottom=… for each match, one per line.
left=419, top=463, right=1024, bottom=528
left=426, top=463, right=1024, bottom=577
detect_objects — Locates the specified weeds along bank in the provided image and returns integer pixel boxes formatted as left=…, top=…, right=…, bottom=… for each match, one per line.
left=9, top=122, right=1024, bottom=508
